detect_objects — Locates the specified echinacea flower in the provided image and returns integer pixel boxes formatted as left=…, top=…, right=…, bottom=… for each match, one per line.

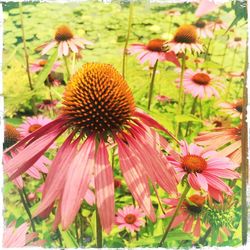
left=128, top=39, right=180, bottom=67
left=164, top=9, right=181, bottom=17
left=29, top=59, right=61, bottom=73
left=176, top=69, right=224, bottom=99
left=203, top=116, right=231, bottom=129
left=195, top=0, right=223, bottom=17
left=167, top=140, right=239, bottom=202
left=37, top=25, right=92, bottom=57
left=156, top=95, right=171, bottom=104
left=5, top=63, right=178, bottom=233
left=219, top=99, right=243, bottom=118
left=195, top=125, right=242, bottom=166
left=193, top=20, right=214, bottom=38
left=37, top=99, right=58, bottom=111
left=115, top=205, right=145, bottom=233
left=164, top=24, right=203, bottom=54
left=162, top=194, right=206, bottom=237
left=227, top=37, right=245, bottom=49
left=3, top=124, right=50, bottom=189
left=208, top=19, right=227, bottom=31
left=3, top=221, right=45, bottom=247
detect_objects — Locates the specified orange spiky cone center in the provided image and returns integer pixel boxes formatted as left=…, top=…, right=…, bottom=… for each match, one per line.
left=146, top=39, right=165, bottom=52
left=28, top=124, right=42, bottom=133
left=62, top=63, right=135, bottom=134
left=4, top=124, right=20, bottom=149
left=192, top=73, right=211, bottom=85
left=124, top=214, right=137, bottom=224
left=181, top=155, right=207, bottom=173
left=174, top=25, right=197, bottom=44
left=194, top=20, right=206, bottom=28
left=55, top=25, right=74, bottom=42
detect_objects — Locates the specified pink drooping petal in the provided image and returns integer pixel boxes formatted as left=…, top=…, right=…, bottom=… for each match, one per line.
left=84, top=189, right=95, bottom=206
left=117, top=137, right=156, bottom=222
left=193, top=217, right=201, bottom=237
left=195, top=0, right=222, bottom=17
left=68, top=39, right=79, bottom=53
left=183, top=215, right=194, bottom=233
left=61, top=135, right=95, bottom=229
left=188, top=173, right=201, bottom=190
left=164, top=51, right=180, bottom=67
left=63, top=41, right=69, bottom=56
left=208, top=186, right=223, bottom=202
left=95, top=139, right=115, bottom=234
left=196, top=173, right=208, bottom=191
left=41, top=41, right=57, bottom=55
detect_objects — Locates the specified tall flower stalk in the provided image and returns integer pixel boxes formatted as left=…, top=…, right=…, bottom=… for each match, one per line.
left=122, top=1, right=133, bottom=78
left=147, top=59, right=158, bottom=111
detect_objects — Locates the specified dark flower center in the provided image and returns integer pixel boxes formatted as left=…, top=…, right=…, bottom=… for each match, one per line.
left=55, top=25, right=74, bottom=42
left=213, top=120, right=223, bottom=127
left=124, top=214, right=137, bottom=224
left=146, top=39, right=165, bottom=52
left=62, top=63, right=135, bottom=134
left=194, top=20, right=206, bottom=28
left=234, top=37, right=242, bottom=42
left=28, top=124, right=42, bottom=133
left=174, top=25, right=197, bottom=44
left=4, top=124, right=20, bottom=149
left=39, top=60, right=47, bottom=67
left=43, top=99, right=53, bottom=105
left=192, top=73, right=211, bottom=85
left=181, top=155, right=207, bottom=173
left=235, top=100, right=243, bottom=113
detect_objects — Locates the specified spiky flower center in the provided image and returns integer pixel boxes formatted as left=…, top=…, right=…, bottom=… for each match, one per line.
left=146, top=39, right=165, bottom=52
left=62, top=63, right=135, bottom=134
left=213, top=120, right=223, bottom=127
left=216, top=19, right=223, bottom=24
left=124, top=214, right=137, bottom=224
left=234, top=37, right=242, bottom=42
left=43, top=99, right=54, bottom=105
left=55, top=25, right=74, bottom=42
left=182, top=155, right=207, bottom=173
left=4, top=124, right=20, bottom=149
left=28, top=124, right=42, bottom=133
left=39, top=60, right=47, bottom=67
left=235, top=100, right=243, bottom=113
left=174, top=25, right=197, bottom=44
left=189, top=194, right=205, bottom=207
left=194, top=20, right=206, bottom=28
left=192, top=73, right=211, bottom=85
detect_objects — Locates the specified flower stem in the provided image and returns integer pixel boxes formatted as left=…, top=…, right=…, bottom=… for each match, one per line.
left=185, top=96, right=198, bottom=136
left=152, top=184, right=165, bottom=215
left=56, top=228, right=63, bottom=247
left=63, top=56, right=71, bottom=80
left=220, top=44, right=228, bottom=76
left=158, top=185, right=190, bottom=247
left=168, top=16, right=173, bottom=34
left=147, top=59, right=158, bottom=111
left=225, top=47, right=237, bottom=99
left=96, top=209, right=102, bottom=248
left=122, top=1, right=133, bottom=79
left=18, top=189, right=36, bottom=232
left=241, top=44, right=248, bottom=245
left=175, top=53, right=186, bottom=136
left=198, top=225, right=212, bottom=245
left=19, top=2, right=37, bottom=114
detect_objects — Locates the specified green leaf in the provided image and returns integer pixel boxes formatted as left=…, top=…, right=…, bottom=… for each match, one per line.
left=175, top=114, right=202, bottom=123
left=60, top=229, right=78, bottom=248
left=34, top=49, right=58, bottom=90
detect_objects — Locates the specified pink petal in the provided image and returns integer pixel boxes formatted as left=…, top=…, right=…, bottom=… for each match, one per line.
left=95, top=139, right=115, bottom=234
left=41, top=41, right=57, bottom=55
left=188, top=173, right=201, bottom=190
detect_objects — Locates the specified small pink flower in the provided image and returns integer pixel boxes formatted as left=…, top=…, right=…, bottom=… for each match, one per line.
left=27, top=192, right=37, bottom=202
left=37, top=99, right=58, bottom=111
left=162, top=194, right=206, bottom=237
left=156, top=95, right=171, bottom=103
left=176, top=69, right=224, bottom=99
left=208, top=19, right=227, bottom=31
left=36, top=25, right=93, bottom=57
left=193, top=20, right=214, bottom=38
left=228, top=37, right=245, bottom=49
left=167, top=140, right=240, bottom=202
left=29, top=59, right=61, bottom=73
left=166, top=24, right=203, bottom=54
left=219, top=99, right=243, bottom=118
left=195, top=125, right=242, bottom=166
left=128, top=38, right=180, bottom=67
left=195, top=0, right=223, bottom=17
left=164, top=9, right=181, bottom=17
left=116, top=205, right=145, bottom=233
left=3, top=221, right=45, bottom=247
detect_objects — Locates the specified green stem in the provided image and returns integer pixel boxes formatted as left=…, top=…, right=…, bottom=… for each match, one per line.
left=71, top=52, right=76, bottom=74
left=199, top=99, right=203, bottom=119
left=122, top=1, right=133, bottom=78
left=185, top=96, right=198, bottom=136
left=18, top=189, right=36, bottom=232
left=225, top=47, right=237, bottom=99
left=147, top=59, right=158, bottom=111
left=220, top=44, right=228, bottom=75
left=241, top=45, right=248, bottom=245
left=168, top=16, right=173, bottom=34
left=75, top=218, right=80, bottom=246
left=57, top=228, right=63, bottom=248
left=152, top=184, right=165, bottom=215
left=175, top=54, right=186, bottom=136
left=198, top=226, right=212, bottom=245
left=158, top=185, right=190, bottom=247
left=63, top=56, right=71, bottom=80
left=96, top=209, right=102, bottom=248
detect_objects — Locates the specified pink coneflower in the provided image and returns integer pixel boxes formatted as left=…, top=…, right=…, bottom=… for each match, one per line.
left=18, top=116, right=53, bottom=138
left=195, top=125, right=242, bottom=166
left=156, top=95, right=171, bottom=104
left=219, top=99, right=243, bottom=119
left=195, top=0, right=223, bottom=17
left=128, top=39, right=180, bottom=67
left=116, top=205, right=145, bottom=233
left=203, top=116, right=231, bottom=129
left=37, top=99, right=58, bottom=111
left=3, top=124, right=50, bottom=189
left=164, top=9, right=181, bottom=17
left=228, top=37, right=245, bottom=49
left=29, top=59, right=61, bottom=73
left=4, top=63, right=178, bottom=233
left=176, top=69, right=224, bottom=99
left=193, top=20, right=214, bottom=38
left=3, top=221, right=45, bottom=247
left=162, top=194, right=206, bottom=237
left=208, top=19, right=227, bottom=31
left=165, top=24, right=203, bottom=54
left=167, top=140, right=239, bottom=202
left=37, top=25, right=92, bottom=57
